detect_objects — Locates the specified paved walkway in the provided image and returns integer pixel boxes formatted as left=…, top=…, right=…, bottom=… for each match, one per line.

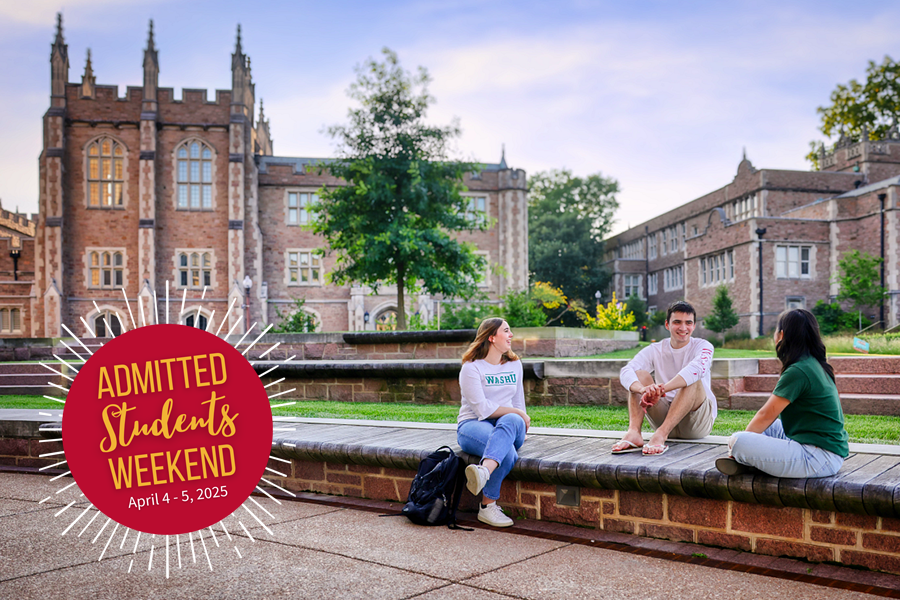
left=0, top=473, right=895, bottom=599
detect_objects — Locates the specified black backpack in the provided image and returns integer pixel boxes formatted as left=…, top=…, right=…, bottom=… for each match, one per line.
left=400, top=446, right=471, bottom=530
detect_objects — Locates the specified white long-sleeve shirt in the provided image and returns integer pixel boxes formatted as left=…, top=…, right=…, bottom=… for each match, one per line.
left=619, top=338, right=717, bottom=419
left=458, top=359, right=526, bottom=423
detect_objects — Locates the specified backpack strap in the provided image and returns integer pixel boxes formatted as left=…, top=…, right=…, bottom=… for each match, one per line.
left=446, top=456, right=473, bottom=531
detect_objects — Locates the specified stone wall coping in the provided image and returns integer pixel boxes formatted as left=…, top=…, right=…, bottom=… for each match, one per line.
left=265, top=420, right=900, bottom=518
left=542, top=357, right=759, bottom=379
left=252, top=359, right=545, bottom=379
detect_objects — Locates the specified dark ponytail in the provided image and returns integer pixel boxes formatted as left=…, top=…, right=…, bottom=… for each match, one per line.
left=775, top=308, right=835, bottom=383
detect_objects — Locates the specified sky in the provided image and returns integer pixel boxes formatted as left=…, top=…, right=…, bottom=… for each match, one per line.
left=2, top=0, right=900, bottom=235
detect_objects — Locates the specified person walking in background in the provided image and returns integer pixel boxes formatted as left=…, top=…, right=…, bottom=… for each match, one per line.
left=614, top=300, right=716, bottom=456
left=717, top=308, right=848, bottom=477
left=457, top=317, right=529, bottom=527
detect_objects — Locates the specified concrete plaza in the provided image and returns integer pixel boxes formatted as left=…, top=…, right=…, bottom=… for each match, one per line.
left=0, top=473, right=893, bottom=600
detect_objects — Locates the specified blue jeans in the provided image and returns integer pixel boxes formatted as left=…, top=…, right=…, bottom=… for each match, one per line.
left=457, top=414, right=526, bottom=500
left=729, top=419, right=844, bottom=478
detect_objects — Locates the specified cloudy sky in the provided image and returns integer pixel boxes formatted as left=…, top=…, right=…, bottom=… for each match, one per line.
left=2, top=0, right=899, bottom=234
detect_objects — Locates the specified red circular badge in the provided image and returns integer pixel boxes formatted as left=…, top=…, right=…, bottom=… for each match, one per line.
left=62, top=324, right=272, bottom=535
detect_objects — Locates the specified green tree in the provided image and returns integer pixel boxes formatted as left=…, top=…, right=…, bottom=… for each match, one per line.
left=835, top=249, right=884, bottom=328
left=625, top=294, right=648, bottom=329
left=704, top=285, right=740, bottom=345
left=807, top=56, right=900, bottom=167
left=315, top=48, right=485, bottom=330
left=528, top=169, right=619, bottom=308
left=272, top=298, right=318, bottom=333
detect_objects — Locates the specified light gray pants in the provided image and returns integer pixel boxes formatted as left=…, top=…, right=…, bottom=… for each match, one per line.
left=729, top=420, right=844, bottom=478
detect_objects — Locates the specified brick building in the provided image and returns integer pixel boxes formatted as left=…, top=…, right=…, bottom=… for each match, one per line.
left=604, top=138, right=900, bottom=337
left=27, top=17, right=528, bottom=338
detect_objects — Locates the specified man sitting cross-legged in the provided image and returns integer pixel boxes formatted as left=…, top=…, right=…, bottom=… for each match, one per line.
left=613, top=300, right=716, bottom=456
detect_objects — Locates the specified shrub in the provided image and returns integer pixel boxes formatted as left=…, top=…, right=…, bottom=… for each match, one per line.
left=580, top=292, right=636, bottom=331
left=272, top=298, right=318, bottom=333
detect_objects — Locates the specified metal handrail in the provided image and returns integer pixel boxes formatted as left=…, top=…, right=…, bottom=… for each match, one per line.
left=856, top=320, right=883, bottom=335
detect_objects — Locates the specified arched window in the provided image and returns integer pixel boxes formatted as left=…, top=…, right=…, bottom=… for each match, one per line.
left=0, top=308, right=21, bottom=333
left=87, top=138, right=124, bottom=207
left=176, top=141, right=213, bottom=209
left=178, top=251, right=212, bottom=289
left=89, top=250, right=124, bottom=288
left=94, top=311, right=122, bottom=338
left=185, top=314, right=208, bottom=331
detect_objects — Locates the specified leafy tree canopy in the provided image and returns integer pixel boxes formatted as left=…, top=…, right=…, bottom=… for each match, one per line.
left=835, top=249, right=884, bottom=312
left=315, top=48, right=485, bottom=329
left=528, top=169, right=619, bottom=308
left=807, top=55, right=900, bottom=167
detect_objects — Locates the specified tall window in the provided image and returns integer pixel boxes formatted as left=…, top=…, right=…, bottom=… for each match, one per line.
left=775, top=245, right=811, bottom=279
left=287, top=250, right=322, bottom=285
left=178, top=251, right=212, bottom=288
left=287, top=192, right=316, bottom=225
left=88, top=250, right=124, bottom=289
left=661, top=230, right=668, bottom=255
left=0, top=308, right=21, bottom=333
left=87, top=138, right=124, bottom=207
left=623, top=274, right=641, bottom=297
left=663, top=265, right=683, bottom=291
left=648, top=273, right=658, bottom=296
left=648, top=234, right=657, bottom=260
left=176, top=141, right=213, bottom=209
left=728, top=195, right=758, bottom=222
left=668, top=226, right=679, bottom=253
left=622, top=240, right=642, bottom=259
left=463, top=196, right=487, bottom=225
left=700, top=250, right=734, bottom=287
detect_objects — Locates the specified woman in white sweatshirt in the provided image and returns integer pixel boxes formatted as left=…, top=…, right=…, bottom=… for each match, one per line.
left=457, top=317, right=530, bottom=527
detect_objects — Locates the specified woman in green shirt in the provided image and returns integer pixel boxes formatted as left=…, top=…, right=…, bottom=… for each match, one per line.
left=716, top=308, right=849, bottom=477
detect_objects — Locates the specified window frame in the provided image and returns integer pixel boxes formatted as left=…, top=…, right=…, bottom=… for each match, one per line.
left=775, top=244, right=812, bottom=279
left=172, top=138, right=217, bottom=211
left=0, top=307, right=22, bottom=334
left=285, top=189, right=319, bottom=226
left=284, top=248, right=324, bottom=287
left=84, top=136, right=128, bottom=210
left=172, top=248, right=216, bottom=290
left=83, top=247, right=127, bottom=290
left=461, top=193, right=488, bottom=226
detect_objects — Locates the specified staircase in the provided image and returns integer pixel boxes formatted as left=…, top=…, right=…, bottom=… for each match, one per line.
left=728, top=357, right=900, bottom=416
left=0, top=340, right=103, bottom=396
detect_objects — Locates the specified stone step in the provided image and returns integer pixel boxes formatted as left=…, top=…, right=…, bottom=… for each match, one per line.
left=0, top=362, right=79, bottom=375
left=759, top=356, right=900, bottom=375
left=743, top=373, right=900, bottom=395
left=0, top=373, right=66, bottom=386
left=0, top=385, right=66, bottom=396
left=727, top=391, right=900, bottom=416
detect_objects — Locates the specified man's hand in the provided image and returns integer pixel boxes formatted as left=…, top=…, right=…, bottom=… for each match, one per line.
left=639, top=384, right=665, bottom=409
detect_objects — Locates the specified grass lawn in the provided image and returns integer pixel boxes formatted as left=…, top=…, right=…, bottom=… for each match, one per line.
left=5, top=396, right=893, bottom=444
left=579, top=343, right=775, bottom=360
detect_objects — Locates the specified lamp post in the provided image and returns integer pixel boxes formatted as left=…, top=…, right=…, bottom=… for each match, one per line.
left=9, top=248, right=20, bottom=282
left=755, top=227, right=767, bottom=338
left=364, top=311, right=370, bottom=330
left=242, top=275, right=252, bottom=333
left=594, top=290, right=602, bottom=313
left=879, top=193, right=886, bottom=329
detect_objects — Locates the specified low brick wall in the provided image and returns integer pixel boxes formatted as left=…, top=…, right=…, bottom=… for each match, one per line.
left=267, top=457, right=900, bottom=575
left=261, top=374, right=747, bottom=406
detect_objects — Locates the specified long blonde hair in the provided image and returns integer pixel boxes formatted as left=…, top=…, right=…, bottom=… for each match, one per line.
left=461, top=317, right=519, bottom=364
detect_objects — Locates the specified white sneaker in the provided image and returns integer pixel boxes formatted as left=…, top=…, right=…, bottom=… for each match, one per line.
left=465, top=464, right=490, bottom=496
left=478, top=502, right=514, bottom=527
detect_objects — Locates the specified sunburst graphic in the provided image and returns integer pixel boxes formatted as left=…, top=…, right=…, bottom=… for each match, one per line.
left=36, top=282, right=298, bottom=576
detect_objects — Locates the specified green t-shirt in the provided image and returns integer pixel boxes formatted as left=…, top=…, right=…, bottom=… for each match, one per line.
left=772, top=354, right=849, bottom=458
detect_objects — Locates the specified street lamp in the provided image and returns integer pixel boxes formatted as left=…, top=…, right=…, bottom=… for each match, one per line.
left=594, top=290, right=602, bottom=313
left=242, top=276, right=252, bottom=333
left=364, top=311, right=370, bottom=330
left=755, top=228, right=767, bottom=338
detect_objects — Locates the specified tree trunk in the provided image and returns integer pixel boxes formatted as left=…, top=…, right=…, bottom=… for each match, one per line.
left=396, top=262, right=407, bottom=330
